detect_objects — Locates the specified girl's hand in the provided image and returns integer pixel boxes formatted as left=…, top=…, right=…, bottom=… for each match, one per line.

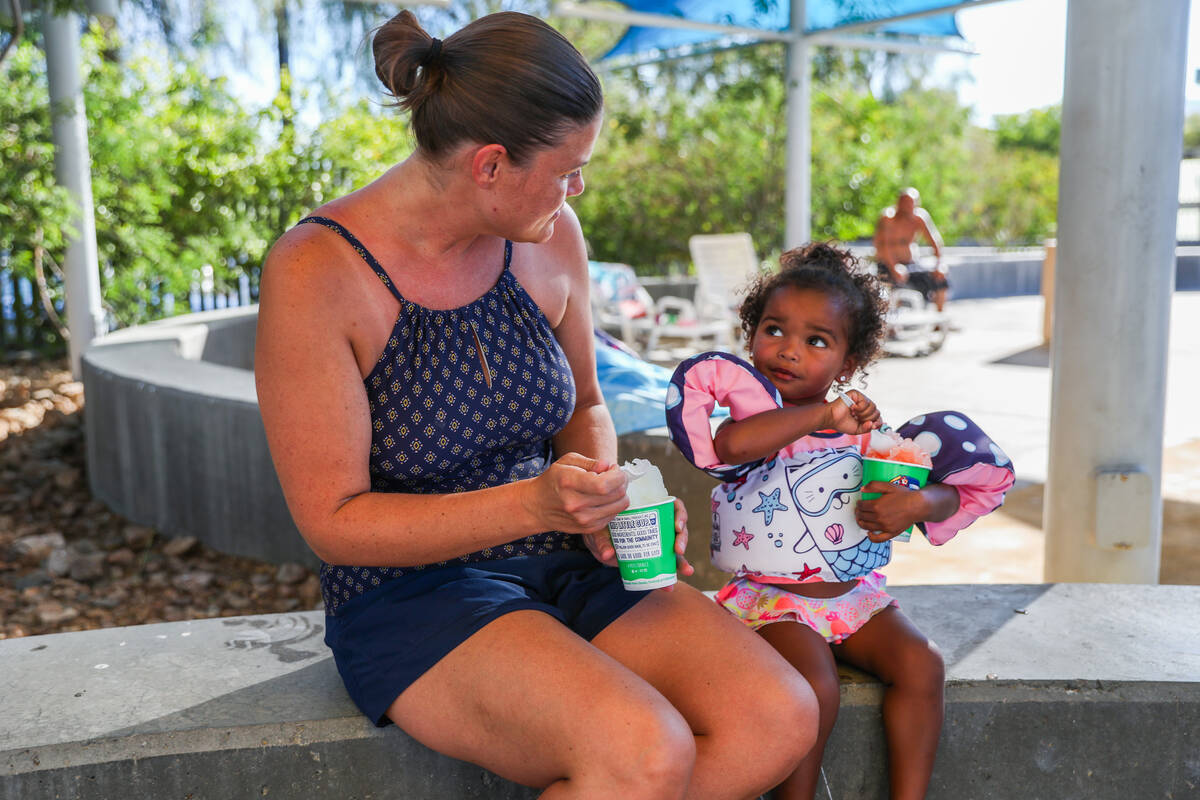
left=526, top=455, right=629, bottom=561
left=855, top=480, right=927, bottom=542
left=827, top=390, right=882, bottom=435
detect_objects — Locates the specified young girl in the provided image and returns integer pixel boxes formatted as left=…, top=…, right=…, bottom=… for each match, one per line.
left=664, top=242, right=1016, bottom=800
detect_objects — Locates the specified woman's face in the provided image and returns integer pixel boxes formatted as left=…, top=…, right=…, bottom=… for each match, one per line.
left=501, top=115, right=602, bottom=243
left=749, top=285, right=854, bottom=407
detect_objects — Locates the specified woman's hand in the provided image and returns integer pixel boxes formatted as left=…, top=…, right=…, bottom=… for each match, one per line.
left=827, top=389, right=882, bottom=435
left=525, top=452, right=630, bottom=540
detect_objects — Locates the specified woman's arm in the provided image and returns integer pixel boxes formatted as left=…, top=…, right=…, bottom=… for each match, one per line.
left=713, top=391, right=880, bottom=466
left=255, top=228, right=627, bottom=567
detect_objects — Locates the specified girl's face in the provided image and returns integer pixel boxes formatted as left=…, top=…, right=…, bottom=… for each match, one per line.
left=749, top=285, right=855, bottom=407
left=501, top=116, right=601, bottom=243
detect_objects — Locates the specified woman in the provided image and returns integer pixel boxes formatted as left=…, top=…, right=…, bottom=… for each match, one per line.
left=255, top=10, right=817, bottom=798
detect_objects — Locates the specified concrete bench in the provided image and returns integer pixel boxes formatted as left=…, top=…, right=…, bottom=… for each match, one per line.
left=3, top=583, right=1198, bottom=799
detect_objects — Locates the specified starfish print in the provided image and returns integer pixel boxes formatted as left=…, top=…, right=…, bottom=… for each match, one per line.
left=751, top=488, right=789, bottom=526
left=711, top=497, right=721, bottom=513
left=794, top=564, right=822, bottom=581
left=731, top=527, right=754, bottom=549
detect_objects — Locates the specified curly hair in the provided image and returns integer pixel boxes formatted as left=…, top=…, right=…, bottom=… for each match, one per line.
left=737, top=241, right=888, bottom=381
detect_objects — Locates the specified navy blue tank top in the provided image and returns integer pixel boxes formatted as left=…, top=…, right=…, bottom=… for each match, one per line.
left=297, top=216, right=582, bottom=614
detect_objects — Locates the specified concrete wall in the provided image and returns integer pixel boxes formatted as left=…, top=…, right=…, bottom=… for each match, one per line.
left=3, top=584, right=1198, bottom=799
left=81, top=308, right=313, bottom=569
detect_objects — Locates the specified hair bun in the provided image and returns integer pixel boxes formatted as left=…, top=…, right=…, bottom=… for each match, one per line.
left=372, top=10, right=440, bottom=108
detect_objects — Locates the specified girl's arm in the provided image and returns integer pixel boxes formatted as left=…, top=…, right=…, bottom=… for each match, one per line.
left=713, top=390, right=880, bottom=466
left=856, top=482, right=960, bottom=542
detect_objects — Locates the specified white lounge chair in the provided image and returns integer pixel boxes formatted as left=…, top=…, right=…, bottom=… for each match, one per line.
left=687, top=233, right=762, bottom=321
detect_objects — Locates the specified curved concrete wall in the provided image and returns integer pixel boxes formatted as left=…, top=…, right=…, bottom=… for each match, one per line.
left=81, top=307, right=315, bottom=569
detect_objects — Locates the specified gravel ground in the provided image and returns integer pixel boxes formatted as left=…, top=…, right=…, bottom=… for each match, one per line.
left=0, top=358, right=321, bottom=640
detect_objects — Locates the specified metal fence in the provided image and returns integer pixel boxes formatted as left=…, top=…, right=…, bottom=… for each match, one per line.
left=0, top=265, right=261, bottom=358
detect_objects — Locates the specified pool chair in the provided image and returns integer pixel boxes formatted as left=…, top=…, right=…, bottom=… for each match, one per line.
left=589, top=260, right=733, bottom=358
left=687, top=232, right=762, bottom=322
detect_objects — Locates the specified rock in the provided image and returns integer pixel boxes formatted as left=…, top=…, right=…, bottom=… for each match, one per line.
left=35, top=601, right=79, bottom=626
left=53, top=466, right=82, bottom=490
left=173, top=571, right=215, bottom=593
left=122, top=525, right=156, bottom=549
left=163, top=536, right=199, bottom=558
left=69, top=552, right=107, bottom=583
left=45, top=547, right=72, bottom=577
left=14, top=570, right=51, bottom=590
left=10, top=532, right=66, bottom=563
left=274, top=562, right=308, bottom=585
left=106, top=548, right=136, bottom=567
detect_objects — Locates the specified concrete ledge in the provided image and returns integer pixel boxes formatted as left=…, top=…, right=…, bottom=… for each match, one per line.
left=3, top=584, right=1197, bottom=799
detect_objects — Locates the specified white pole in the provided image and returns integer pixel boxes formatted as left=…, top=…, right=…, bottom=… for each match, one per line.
left=1044, top=0, right=1190, bottom=583
left=43, top=10, right=105, bottom=377
left=784, top=0, right=810, bottom=248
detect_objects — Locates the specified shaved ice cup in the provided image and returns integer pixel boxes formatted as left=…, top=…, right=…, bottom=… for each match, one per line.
left=608, top=498, right=678, bottom=590
left=860, top=458, right=931, bottom=543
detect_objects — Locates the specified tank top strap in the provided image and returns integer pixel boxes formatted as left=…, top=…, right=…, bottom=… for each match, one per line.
left=297, top=215, right=406, bottom=304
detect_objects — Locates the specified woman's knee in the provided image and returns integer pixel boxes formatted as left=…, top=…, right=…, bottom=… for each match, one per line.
left=741, top=667, right=821, bottom=767
left=588, top=698, right=696, bottom=797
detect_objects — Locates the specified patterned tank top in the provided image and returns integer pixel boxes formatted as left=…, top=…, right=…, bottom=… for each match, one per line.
left=297, top=217, right=582, bottom=615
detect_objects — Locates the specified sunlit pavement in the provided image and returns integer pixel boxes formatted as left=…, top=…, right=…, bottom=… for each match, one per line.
left=870, top=292, right=1200, bottom=585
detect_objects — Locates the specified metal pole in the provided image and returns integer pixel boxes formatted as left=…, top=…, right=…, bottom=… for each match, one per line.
left=43, top=9, right=105, bottom=376
left=1043, top=0, right=1190, bottom=583
left=784, top=0, right=810, bottom=248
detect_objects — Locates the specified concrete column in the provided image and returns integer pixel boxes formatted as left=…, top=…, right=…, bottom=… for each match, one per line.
left=1044, top=0, right=1190, bottom=582
left=784, top=0, right=810, bottom=248
left=44, top=10, right=106, bottom=376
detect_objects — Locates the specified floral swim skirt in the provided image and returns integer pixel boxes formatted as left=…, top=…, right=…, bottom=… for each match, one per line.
left=714, top=571, right=896, bottom=643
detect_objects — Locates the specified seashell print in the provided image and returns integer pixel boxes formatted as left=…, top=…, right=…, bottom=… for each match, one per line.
left=825, top=523, right=844, bottom=544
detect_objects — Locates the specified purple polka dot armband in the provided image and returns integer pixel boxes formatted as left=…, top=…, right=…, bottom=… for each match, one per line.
left=896, top=411, right=1017, bottom=545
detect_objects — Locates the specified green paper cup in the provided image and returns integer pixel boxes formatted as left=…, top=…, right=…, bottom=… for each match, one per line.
left=607, top=497, right=678, bottom=590
left=860, top=458, right=931, bottom=543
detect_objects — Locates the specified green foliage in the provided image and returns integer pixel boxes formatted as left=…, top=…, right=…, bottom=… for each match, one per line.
left=1184, top=113, right=1200, bottom=157
left=0, top=37, right=74, bottom=275
left=4, top=27, right=411, bottom=330
left=577, top=46, right=1053, bottom=272
left=993, top=105, right=1061, bottom=156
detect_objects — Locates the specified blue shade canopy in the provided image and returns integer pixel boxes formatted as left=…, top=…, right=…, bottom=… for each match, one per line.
left=604, top=0, right=966, bottom=59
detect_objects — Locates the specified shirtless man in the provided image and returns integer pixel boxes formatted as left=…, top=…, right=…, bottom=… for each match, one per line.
left=873, top=187, right=948, bottom=312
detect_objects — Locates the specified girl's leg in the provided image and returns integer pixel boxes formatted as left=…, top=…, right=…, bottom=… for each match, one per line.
left=592, top=583, right=820, bottom=800
left=832, top=606, right=945, bottom=800
left=757, top=620, right=842, bottom=800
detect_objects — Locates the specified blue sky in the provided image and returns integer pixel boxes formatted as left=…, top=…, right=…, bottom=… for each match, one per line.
left=942, top=0, right=1199, bottom=124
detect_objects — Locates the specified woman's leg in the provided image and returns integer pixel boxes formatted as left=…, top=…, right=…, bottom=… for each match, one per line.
left=592, top=584, right=819, bottom=800
left=832, top=606, right=945, bottom=800
left=386, top=608, right=696, bottom=799
left=757, top=621, right=841, bottom=800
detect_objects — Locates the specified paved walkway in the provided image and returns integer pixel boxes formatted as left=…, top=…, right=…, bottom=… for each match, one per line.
left=867, top=292, right=1200, bottom=585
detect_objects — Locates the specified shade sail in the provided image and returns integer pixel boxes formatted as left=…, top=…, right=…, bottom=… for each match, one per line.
left=604, top=0, right=965, bottom=59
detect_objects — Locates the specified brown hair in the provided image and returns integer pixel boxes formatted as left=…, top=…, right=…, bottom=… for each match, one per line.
left=372, top=10, right=603, bottom=165
left=738, top=242, right=887, bottom=377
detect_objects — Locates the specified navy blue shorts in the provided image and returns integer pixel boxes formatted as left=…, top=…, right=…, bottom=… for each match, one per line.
left=324, top=551, right=650, bottom=726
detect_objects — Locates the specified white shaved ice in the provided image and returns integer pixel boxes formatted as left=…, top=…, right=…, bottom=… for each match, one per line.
left=620, top=458, right=670, bottom=508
